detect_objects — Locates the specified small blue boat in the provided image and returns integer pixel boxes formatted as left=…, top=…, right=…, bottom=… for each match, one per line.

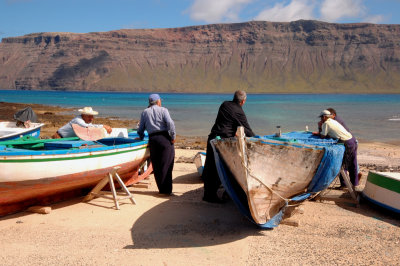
left=211, top=129, right=345, bottom=229
left=0, top=121, right=44, bottom=141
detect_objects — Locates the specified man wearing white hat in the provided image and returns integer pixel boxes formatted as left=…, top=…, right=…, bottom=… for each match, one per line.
left=53, top=107, right=112, bottom=138
left=313, top=109, right=360, bottom=186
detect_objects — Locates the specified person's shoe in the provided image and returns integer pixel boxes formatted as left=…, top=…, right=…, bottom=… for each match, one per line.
left=202, top=195, right=225, bottom=204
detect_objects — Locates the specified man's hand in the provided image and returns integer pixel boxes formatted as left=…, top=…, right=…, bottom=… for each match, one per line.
left=103, top=125, right=112, bottom=134
left=171, top=139, right=176, bottom=144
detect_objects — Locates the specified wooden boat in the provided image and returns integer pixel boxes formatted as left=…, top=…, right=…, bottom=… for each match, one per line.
left=193, top=151, right=206, bottom=176
left=362, top=171, right=400, bottom=213
left=211, top=128, right=345, bottom=228
left=0, top=131, right=152, bottom=216
left=0, top=121, right=44, bottom=141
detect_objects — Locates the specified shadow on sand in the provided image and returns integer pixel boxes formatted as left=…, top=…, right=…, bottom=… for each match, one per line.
left=125, top=173, right=263, bottom=249
left=322, top=190, right=400, bottom=228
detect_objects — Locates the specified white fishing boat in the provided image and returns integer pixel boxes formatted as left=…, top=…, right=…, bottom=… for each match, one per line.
left=0, top=130, right=151, bottom=216
left=0, top=121, right=44, bottom=141
left=362, top=171, right=400, bottom=213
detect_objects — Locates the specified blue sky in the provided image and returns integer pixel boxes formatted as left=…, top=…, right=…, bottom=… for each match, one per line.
left=1, top=0, right=400, bottom=40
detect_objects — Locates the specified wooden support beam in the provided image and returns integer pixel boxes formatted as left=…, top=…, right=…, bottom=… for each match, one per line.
left=83, top=166, right=136, bottom=210
left=281, top=218, right=299, bottom=227
left=27, top=206, right=52, bottom=214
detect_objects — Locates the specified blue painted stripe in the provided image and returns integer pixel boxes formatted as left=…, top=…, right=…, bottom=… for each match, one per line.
left=362, top=194, right=400, bottom=213
left=0, top=140, right=148, bottom=156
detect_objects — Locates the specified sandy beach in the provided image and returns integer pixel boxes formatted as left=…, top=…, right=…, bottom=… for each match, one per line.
left=1, top=102, right=399, bottom=265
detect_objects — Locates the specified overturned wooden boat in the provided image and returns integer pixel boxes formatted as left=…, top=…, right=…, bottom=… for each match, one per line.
left=0, top=131, right=152, bottom=216
left=362, top=171, right=400, bottom=213
left=211, top=128, right=345, bottom=228
left=0, top=121, right=44, bottom=141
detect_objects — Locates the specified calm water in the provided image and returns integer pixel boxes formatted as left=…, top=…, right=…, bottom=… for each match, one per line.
left=0, top=90, right=399, bottom=142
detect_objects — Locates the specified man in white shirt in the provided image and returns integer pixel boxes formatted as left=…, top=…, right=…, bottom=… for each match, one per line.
left=53, top=107, right=112, bottom=138
left=314, top=110, right=360, bottom=186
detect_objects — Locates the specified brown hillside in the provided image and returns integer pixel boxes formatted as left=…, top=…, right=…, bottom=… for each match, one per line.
left=1, top=20, right=400, bottom=93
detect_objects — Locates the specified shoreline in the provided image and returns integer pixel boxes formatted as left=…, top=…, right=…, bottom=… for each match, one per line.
left=1, top=101, right=399, bottom=171
left=0, top=101, right=208, bottom=150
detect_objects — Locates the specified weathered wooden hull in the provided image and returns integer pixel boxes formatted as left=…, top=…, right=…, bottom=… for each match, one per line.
left=0, top=137, right=151, bottom=216
left=0, top=121, right=44, bottom=141
left=211, top=130, right=344, bottom=228
left=362, top=171, right=400, bottom=213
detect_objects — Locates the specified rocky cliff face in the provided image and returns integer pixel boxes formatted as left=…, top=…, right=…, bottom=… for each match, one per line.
left=1, top=20, right=400, bottom=93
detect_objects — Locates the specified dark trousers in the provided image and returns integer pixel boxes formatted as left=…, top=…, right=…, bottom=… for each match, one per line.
left=340, top=137, right=359, bottom=186
left=149, top=132, right=175, bottom=194
left=202, top=135, right=221, bottom=199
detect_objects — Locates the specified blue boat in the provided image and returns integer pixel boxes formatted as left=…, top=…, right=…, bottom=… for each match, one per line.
left=0, top=121, right=44, bottom=141
left=0, top=130, right=151, bottom=216
left=211, top=128, right=345, bottom=229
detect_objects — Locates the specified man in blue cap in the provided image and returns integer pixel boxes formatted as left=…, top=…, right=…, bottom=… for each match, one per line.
left=137, top=94, right=176, bottom=195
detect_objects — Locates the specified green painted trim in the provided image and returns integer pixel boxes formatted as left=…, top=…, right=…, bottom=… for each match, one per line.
left=367, top=172, right=400, bottom=194
left=1, top=146, right=148, bottom=163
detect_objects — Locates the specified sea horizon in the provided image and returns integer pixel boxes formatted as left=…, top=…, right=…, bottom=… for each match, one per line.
left=1, top=90, right=399, bottom=143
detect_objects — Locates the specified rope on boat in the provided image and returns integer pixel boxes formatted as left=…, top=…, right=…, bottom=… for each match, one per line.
left=241, top=161, right=290, bottom=203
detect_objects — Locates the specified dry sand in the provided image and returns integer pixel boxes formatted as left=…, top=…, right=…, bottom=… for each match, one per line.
left=0, top=102, right=399, bottom=265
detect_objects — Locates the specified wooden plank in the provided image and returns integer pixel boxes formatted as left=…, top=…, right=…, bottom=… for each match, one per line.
left=27, top=206, right=52, bottom=214
left=82, top=176, right=109, bottom=202
left=281, top=218, right=299, bottom=227
left=340, top=167, right=359, bottom=202
left=317, top=194, right=359, bottom=204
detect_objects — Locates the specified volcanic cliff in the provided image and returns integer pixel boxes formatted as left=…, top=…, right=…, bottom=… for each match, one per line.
left=1, top=20, right=400, bottom=93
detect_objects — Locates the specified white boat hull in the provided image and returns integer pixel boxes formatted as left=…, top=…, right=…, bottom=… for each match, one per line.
left=363, top=171, right=400, bottom=213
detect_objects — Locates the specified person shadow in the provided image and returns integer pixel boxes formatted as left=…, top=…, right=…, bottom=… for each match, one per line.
left=124, top=173, right=263, bottom=249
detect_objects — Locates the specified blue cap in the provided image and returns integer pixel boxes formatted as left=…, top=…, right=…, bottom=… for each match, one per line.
left=149, top=93, right=161, bottom=102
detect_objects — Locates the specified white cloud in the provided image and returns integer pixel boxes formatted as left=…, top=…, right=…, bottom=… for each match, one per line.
left=254, top=0, right=316, bottom=22
left=320, top=0, right=366, bottom=22
left=188, top=0, right=254, bottom=23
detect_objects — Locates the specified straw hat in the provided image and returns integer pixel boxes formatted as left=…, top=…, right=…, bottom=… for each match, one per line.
left=78, top=107, right=99, bottom=116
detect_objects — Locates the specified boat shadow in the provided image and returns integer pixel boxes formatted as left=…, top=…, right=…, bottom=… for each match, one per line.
left=173, top=172, right=203, bottom=184
left=322, top=191, right=400, bottom=228
left=125, top=188, right=263, bottom=249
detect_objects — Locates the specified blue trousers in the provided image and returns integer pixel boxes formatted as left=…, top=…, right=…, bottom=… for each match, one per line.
left=342, top=137, right=359, bottom=186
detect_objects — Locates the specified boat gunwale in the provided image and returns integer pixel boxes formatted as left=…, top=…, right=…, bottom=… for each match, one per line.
left=0, top=122, right=44, bottom=140
left=365, top=171, right=400, bottom=194
left=0, top=139, right=149, bottom=160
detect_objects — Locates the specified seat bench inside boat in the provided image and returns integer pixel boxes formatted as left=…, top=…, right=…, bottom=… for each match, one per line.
left=44, top=140, right=103, bottom=150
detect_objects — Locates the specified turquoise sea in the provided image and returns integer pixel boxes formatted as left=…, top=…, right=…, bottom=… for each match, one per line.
left=0, top=90, right=399, bottom=143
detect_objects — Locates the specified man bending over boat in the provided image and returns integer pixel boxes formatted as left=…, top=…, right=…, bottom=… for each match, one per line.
left=202, top=90, right=255, bottom=203
left=52, top=107, right=112, bottom=138
left=137, top=94, right=176, bottom=196
left=313, top=110, right=360, bottom=187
